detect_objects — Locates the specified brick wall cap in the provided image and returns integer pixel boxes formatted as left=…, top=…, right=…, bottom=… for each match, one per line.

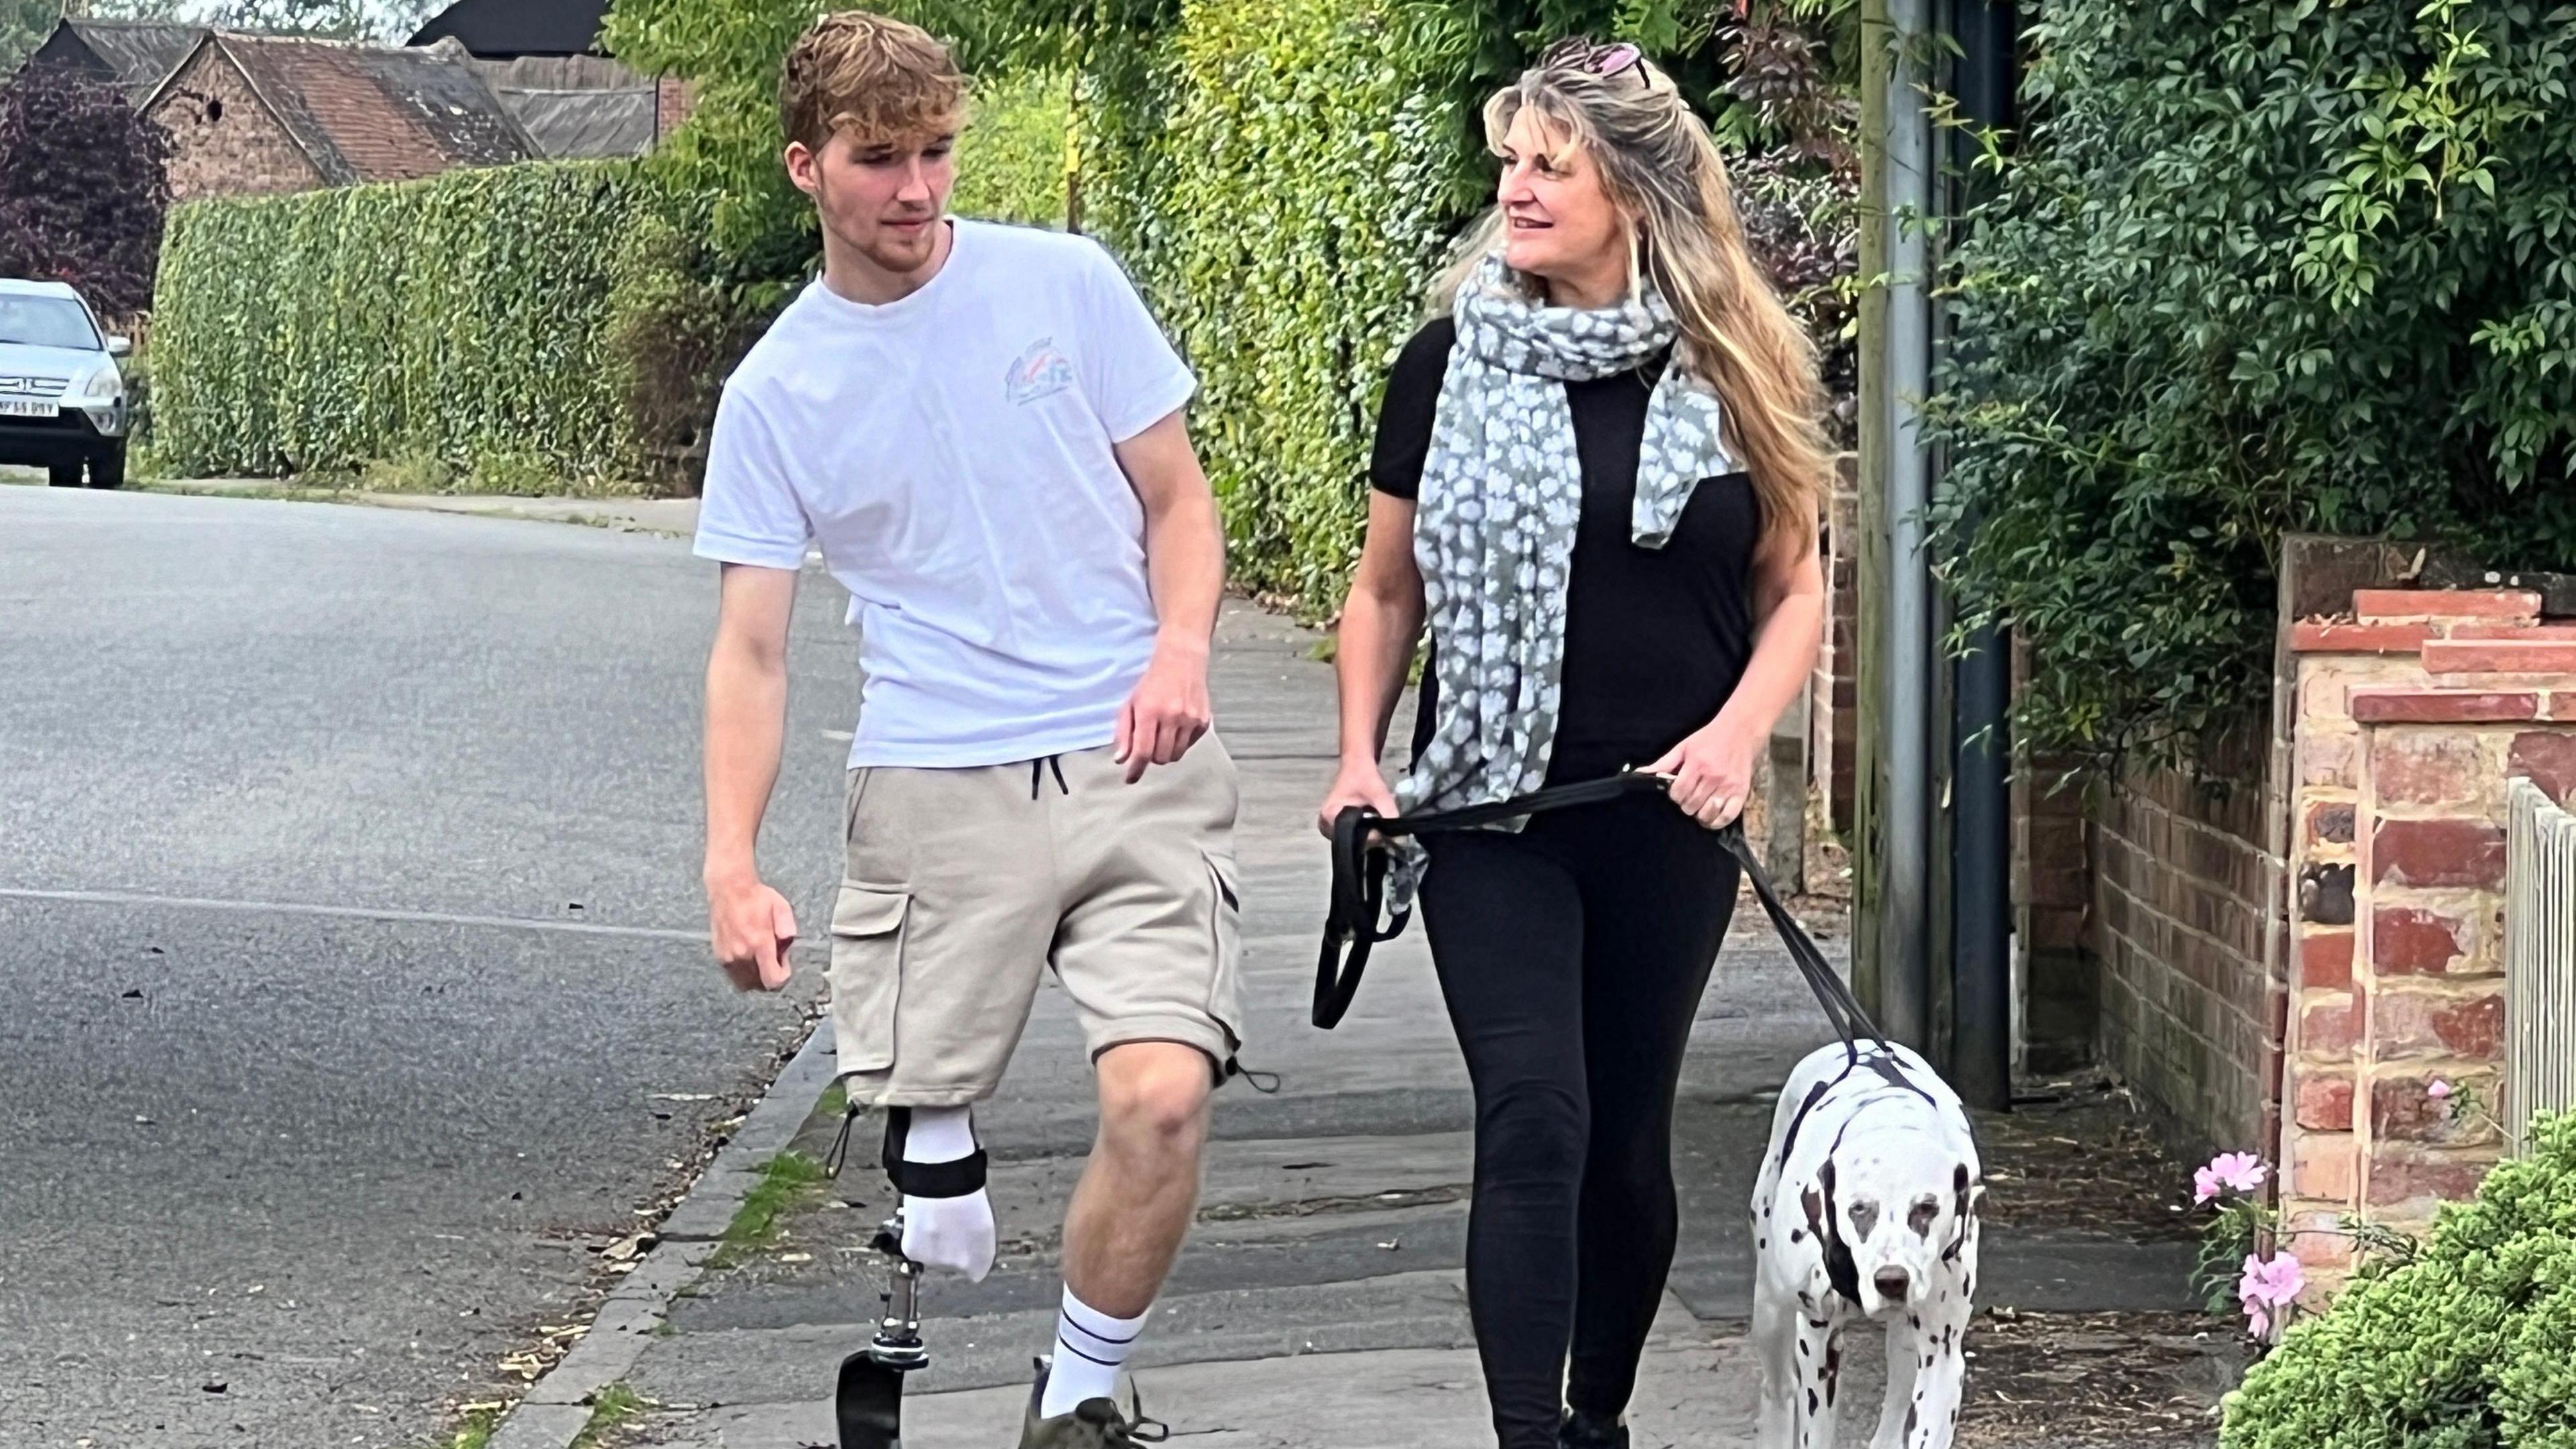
left=2422, top=639, right=2576, bottom=676
left=2349, top=688, right=2542, bottom=723
left=2292, top=620, right=2434, bottom=655
left=2449, top=623, right=2576, bottom=641
left=2354, top=588, right=2542, bottom=623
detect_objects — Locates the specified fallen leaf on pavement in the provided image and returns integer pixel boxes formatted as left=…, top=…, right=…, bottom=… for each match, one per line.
left=599, top=1233, right=653, bottom=1263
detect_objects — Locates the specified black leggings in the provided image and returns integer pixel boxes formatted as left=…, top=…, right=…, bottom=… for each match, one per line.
left=1419, top=792, right=1739, bottom=1448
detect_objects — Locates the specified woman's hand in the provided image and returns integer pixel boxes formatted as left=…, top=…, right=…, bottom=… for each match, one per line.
left=1646, top=715, right=1762, bottom=830
left=1319, top=759, right=1400, bottom=837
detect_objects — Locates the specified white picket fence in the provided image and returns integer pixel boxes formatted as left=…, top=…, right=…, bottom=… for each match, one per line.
left=2506, top=777, right=2576, bottom=1155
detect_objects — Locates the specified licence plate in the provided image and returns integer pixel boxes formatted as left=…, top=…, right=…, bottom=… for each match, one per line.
left=0, top=398, right=56, bottom=418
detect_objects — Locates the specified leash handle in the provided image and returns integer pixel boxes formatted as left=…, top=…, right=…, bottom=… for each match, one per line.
left=1313, top=768, right=1888, bottom=1053
left=1716, top=822, right=1888, bottom=1053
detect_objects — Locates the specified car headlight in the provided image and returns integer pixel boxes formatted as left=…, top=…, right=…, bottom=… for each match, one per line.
left=72, top=365, right=124, bottom=404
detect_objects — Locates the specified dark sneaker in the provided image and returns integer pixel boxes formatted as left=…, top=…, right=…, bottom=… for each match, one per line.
left=1018, top=1360, right=1169, bottom=1448
left=1559, top=1407, right=1629, bottom=1449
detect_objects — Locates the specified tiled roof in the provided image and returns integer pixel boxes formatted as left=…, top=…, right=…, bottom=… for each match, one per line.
left=54, top=20, right=207, bottom=99
left=502, top=87, right=655, bottom=159
left=201, top=34, right=537, bottom=186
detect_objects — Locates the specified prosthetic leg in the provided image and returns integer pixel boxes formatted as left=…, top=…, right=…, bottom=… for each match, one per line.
left=830, top=1107, right=993, bottom=1449
left=834, top=1213, right=928, bottom=1449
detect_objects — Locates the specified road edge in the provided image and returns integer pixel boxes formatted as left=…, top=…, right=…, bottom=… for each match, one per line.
left=486, top=1018, right=841, bottom=1449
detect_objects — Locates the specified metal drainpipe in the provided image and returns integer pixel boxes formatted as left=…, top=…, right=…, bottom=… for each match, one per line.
left=1880, top=0, right=1935, bottom=1051
left=1945, top=0, right=2018, bottom=1110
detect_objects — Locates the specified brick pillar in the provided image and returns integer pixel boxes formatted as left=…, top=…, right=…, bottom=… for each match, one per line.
left=2279, top=586, right=2575, bottom=1281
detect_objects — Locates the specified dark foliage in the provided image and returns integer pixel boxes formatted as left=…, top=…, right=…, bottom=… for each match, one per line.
left=0, top=65, right=172, bottom=321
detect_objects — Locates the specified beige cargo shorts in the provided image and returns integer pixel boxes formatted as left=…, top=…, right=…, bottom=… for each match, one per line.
left=827, top=735, right=1243, bottom=1108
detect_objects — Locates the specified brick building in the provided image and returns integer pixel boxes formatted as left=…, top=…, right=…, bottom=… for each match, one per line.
left=21, top=18, right=205, bottom=105
left=139, top=33, right=537, bottom=203
left=409, top=0, right=692, bottom=160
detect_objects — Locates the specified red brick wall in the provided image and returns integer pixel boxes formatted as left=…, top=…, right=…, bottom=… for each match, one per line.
left=149, top=48, right=324, bottom=202
left=2015, top=746, right=2095, bottom=1073
left=1811, top=453, right=1859, bottom=835
left=655, top=76, right=697, bottom=142
left=2091, top=721, right=2288, bottom=1157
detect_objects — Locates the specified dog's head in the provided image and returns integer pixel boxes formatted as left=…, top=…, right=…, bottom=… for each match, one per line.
left=1799, top=1120, right=1980, bottom=1317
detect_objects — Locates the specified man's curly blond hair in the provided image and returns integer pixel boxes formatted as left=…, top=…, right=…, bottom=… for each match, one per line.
left=780, top=11, right=966, bottom=154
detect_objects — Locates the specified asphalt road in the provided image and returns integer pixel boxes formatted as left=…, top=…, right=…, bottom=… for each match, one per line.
left=0, top=486, right=857, bottom=1448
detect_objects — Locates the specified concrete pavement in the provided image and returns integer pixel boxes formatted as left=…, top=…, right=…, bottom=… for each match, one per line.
left=480, top=585, right=2221, bottom=1448
left=1, top=482, right=2227, bottom=1449
left=0, top=487, right=851, bottom=1448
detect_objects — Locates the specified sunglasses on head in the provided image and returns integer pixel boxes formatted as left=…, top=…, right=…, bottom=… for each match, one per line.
left=1539, top=35, right=1648, bottom=87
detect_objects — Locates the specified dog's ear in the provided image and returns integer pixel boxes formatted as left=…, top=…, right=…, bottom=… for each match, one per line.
left=1816, top=1159, right=1862, bottom=1305
left=1941, top=1161, right=1982, bottom=1263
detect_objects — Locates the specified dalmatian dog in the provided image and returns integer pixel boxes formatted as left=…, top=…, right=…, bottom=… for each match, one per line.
left=1751, top=1039, right=1982, bottom=1449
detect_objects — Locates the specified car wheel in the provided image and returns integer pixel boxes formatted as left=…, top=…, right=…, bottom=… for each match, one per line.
left=48, top=462, right=84, bottom=488
left=87, top=445, right=125, bottom=490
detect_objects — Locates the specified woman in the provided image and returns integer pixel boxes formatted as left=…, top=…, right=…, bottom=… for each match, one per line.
left=1318, top=38, right=1831, bottom=1449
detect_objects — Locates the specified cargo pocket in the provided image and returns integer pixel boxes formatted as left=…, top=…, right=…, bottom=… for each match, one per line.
left=826, top=884, right=908, bottom=1073
left=1201, top=849, right=1245, bottom=1063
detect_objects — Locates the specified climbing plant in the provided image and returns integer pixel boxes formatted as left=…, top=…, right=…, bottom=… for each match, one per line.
left=151, top=160, right=693, bottom=489
left=1926, top=0, right=2576, bottom=759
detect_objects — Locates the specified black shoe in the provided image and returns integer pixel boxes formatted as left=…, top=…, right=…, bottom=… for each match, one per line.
left=1020, top=1358, right=1170, bottom=1447
left=1559, top=1407, right=1629, bottom=1449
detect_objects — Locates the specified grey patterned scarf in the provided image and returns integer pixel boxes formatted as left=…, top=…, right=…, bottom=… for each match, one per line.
left=1389, top=252, right=1737, bottom=906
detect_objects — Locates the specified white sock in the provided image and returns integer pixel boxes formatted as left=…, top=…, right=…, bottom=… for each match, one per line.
left=896, top=1106, right=996, bottom=1281
left=1040, top=1286, right=1148, bottom=1417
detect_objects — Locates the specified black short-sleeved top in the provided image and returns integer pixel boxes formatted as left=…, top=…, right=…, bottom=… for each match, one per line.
left=1371, top=317, right=1759, bottom=784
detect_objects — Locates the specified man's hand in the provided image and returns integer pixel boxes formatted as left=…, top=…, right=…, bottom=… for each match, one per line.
left=707, top=870, right=798, bottom=991
left=1115, top=638, right=1212, bottom=783
left=1646, top=714, right=1763, bottom=830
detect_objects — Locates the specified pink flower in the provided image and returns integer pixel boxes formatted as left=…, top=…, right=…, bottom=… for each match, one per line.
left=2239, top=1251, right=2306, bottom=1338
left=2194, top=1151, right=2270, bottom=1203
left=2428, top=1079, right=2454, bottom=1103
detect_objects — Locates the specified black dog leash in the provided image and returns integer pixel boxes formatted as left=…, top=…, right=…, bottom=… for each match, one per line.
left=1316, top=771, right=1890, bottom=1057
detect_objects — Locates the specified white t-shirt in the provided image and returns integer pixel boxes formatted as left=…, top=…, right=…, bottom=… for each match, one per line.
left=694, top=219, right=1197, bottom=768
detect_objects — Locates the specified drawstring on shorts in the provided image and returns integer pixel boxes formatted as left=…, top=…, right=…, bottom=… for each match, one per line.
left=1028, top=754, right=1070, bottom=800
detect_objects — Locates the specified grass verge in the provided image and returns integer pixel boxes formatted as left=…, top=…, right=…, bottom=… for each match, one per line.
left=706, top=1149, right=830, bottom=1269
left=569, top=1383, right=650, bottom=1448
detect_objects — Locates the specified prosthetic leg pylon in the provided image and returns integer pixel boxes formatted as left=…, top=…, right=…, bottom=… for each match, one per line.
left=835, top=1214, right=928, bottom=1449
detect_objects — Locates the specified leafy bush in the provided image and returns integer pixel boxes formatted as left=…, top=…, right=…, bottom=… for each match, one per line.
left=150, top=160, right=699, bottom=491
left=2220, top=1114, right=2576, bottom=1449
left=951, top=66, right=1071, bottom=228
left=1104, top=0, right=1479, bottom=612
left=1927, top=0, right=2576, bottom=759
left=0, top=64, right=174, bottom=323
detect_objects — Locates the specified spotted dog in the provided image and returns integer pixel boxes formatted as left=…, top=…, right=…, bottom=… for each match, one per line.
left=1751, top=1040, right=1982, bottom=1449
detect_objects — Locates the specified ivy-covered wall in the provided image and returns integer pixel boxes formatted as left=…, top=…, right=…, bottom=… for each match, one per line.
left=1083, top=0, right=1478, bottom=612
left=952, top=66, right=1073, bottom=229
left=150, top=161, right=691, bottom=491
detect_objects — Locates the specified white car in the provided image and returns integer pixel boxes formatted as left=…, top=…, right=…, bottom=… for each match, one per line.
left=0, top=278, right=131, bottom=489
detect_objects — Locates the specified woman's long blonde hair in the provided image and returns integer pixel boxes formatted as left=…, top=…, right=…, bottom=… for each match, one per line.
left=1433, top=52, right=1830, bottom=553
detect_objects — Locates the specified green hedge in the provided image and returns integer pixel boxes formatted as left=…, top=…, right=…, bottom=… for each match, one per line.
left=1068, top=0, right=1475, bottom=612
left=2221, top=1115, right=2576, bottom=1448
left=151, top=160, right=694, bottom=490
left=953, top=66, right=1072, bottom=229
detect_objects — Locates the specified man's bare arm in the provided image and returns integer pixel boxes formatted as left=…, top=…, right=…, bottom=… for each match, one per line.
left=1111, top=409, right=1226, bottom=782
left=703, top=563, right=801, bottom=991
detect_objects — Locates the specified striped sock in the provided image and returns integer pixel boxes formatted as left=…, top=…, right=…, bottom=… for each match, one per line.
left=1039, top=1286, right=1148, bottom=1417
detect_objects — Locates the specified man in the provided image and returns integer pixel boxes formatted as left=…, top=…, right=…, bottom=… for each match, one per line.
left=692, top=14, right=1236, bottom=1446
